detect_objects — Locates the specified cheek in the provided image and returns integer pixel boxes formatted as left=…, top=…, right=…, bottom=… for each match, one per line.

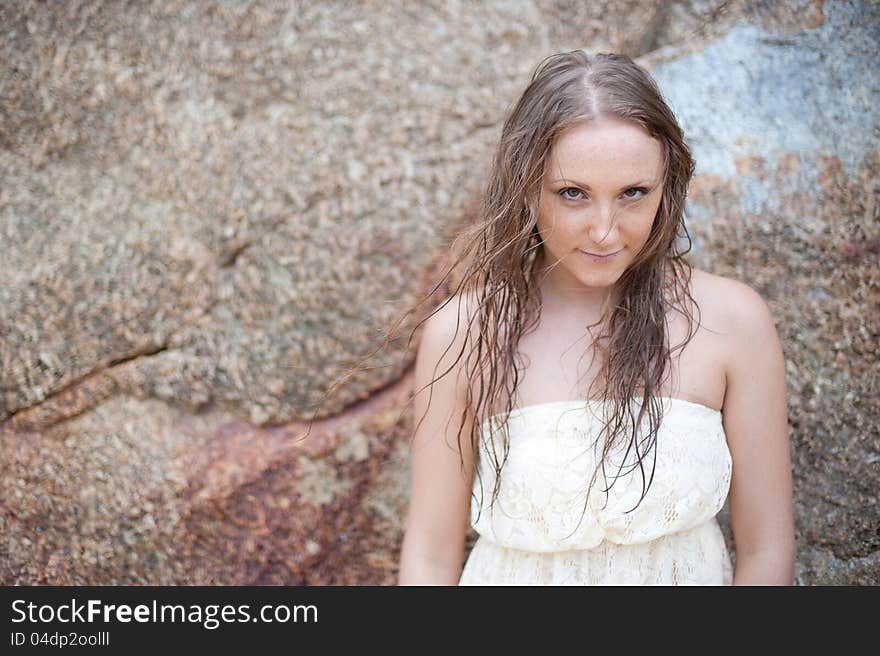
left=624, top=200, right=661, bottom=238
left=536, top=198, right=567, bottom=239
left=537, top=213, right=578, bottom=246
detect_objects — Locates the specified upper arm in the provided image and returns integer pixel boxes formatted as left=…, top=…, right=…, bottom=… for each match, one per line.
left=401, top=293, right=478, bottom=567
left=721, top=280, right=795, bottom=567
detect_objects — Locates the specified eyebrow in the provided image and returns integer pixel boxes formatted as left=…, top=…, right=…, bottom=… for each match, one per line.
left=548, top=179, right=656, bottom=189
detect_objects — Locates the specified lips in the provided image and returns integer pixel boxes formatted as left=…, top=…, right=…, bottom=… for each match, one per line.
left=580, top=249, right=621, bottom=257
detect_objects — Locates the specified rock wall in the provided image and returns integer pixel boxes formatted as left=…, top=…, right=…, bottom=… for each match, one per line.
left=1, top=0, right=876, bottom=584
left=642, top=0, right=879, bottom=584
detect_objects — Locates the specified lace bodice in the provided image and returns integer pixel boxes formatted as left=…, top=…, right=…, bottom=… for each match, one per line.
left=468, top=396, right=733, bottom=553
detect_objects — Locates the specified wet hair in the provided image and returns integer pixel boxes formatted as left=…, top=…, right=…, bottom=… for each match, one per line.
left=307, top=50, right=702, bottom=528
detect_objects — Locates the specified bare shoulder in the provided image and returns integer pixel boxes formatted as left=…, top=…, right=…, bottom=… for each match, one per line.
left=415, top=289, right=482, bottom=400
left=421, top=289, right=480, bottom=352
left=694, top=274, right=794, bottom=573
left=689, top=268, right=783, bottom=390
left=688, top=267, right=776, bottom=334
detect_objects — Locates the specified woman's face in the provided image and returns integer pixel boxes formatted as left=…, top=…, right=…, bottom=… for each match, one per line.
left=535, top=115, right=665, bottom=300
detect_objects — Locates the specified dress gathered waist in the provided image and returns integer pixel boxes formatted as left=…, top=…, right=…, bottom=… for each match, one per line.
left=459, top=397, right=734, bottom=585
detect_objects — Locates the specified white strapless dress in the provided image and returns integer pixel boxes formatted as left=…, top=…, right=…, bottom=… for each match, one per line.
left=458, top=397, right=734, bottom=585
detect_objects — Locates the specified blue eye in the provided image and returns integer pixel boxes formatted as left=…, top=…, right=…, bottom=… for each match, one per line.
left=622, top=187, right=648, bottom=199
left=559, top=187, right=584, bottom=200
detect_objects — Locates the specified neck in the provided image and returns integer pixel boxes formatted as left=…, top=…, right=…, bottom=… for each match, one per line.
left=534, top=250, right=620, bottom=322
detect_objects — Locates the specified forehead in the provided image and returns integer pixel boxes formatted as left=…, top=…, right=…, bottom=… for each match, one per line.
left=545, top=116, right=664, bottom=183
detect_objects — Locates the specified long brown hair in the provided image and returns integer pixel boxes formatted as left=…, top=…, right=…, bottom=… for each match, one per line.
left=304, top=50, right=702, bottom=527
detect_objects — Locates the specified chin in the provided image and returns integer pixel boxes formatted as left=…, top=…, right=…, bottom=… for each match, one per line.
left=576, top=270, right=621, bottom=287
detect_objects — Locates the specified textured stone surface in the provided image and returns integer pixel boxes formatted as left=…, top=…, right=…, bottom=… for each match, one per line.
left=0, top=387, right=412, bottom=585
left=643, top=0, right=879, bottom=584
left=1, top=0, right=876, bottom=585
left=3, top=0, right=714, bottom=428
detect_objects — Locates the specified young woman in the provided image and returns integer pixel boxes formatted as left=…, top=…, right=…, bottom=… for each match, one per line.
left=396, top=51, right=795, bottom=585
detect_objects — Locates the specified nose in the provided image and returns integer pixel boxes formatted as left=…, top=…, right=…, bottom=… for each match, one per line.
left=587, top=202, right=617, bottom=246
